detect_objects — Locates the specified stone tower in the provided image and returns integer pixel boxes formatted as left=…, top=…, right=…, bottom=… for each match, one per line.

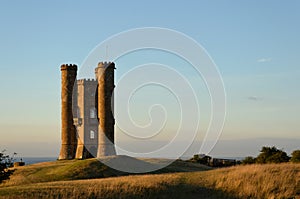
left=59, top=64, right=78, bottom=160
left=95, top=62, right=116, bottom=156
left=74, top=79, right=98, bottom=159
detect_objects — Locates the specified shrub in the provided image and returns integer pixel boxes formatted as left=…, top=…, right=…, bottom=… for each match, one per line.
left=242, top=156, right=256, bottom=164
left=0, top=150, right=14, bottom=183
left=290, top=150, right=300, bottom=163
left=256, top=146, right=290, bottom=164
left=190, top=154, right=212, bottom=165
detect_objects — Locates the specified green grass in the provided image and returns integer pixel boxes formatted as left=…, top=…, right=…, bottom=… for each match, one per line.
left=0, top=157, right=299, bottom=199
left=0, top=156, right=210, bottom=187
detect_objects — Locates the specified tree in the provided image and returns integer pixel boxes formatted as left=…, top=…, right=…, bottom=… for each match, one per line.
left=0, top=151, right=14, bottom=183
left=290, top=150, right=300, bottom=163
left=242, top=156, right=256, bottom=164
left=256, top=146, right=290, bottom=164
left=190, top=154, right=212, bottom=166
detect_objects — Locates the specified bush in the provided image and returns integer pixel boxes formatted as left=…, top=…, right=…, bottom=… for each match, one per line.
left=290, top=150, right=300, bottom=163
left=0, top=151, right=14, bottom=183
left=256, top=146, right=290, bottom=164
left=190, top=154, right=212, bottom=165
left=242, top=156, right=256, bottom=164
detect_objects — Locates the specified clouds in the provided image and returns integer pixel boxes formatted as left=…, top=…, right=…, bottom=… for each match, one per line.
left=248, top=96, right=263, bottom=101
left=257, top=58, right=272, bottom=63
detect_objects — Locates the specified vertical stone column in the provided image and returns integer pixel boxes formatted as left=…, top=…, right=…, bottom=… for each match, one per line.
left=59, top=64, right=78, bottom=160
left=95, top=62, right=116, bottom=157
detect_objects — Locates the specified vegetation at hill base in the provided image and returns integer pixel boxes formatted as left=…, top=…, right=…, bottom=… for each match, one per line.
left=0, top=151, right=14, bottom=183
left=242, top=146, right=300, bottom=165
left=256, top=146, right=290, bottom=163
left=291, top=150, right=300, bottom=163
left=189, top=154, right=212, bottom=165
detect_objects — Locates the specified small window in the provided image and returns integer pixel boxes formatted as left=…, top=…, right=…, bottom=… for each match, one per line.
left=90, top=130, right=95, bottom=139
left=90, top=108, right=96, bottom=118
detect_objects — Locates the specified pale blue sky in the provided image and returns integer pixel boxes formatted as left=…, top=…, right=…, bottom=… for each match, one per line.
left=0, top=1, right=299, bottom=157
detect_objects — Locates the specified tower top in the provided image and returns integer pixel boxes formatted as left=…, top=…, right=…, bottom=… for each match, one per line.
left=61, top=64, right=77, bottom=71
left=95, top=62, right=116, bottom=77
left=97, top=62, right=115, bottom=69
left=77, top=78, right=97, bottom=85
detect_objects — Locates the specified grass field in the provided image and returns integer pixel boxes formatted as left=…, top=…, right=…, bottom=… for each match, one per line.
left=0, top=157, right=299, bottom=199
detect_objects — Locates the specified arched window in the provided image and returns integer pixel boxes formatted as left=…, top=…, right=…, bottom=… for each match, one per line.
left=90, top=108, right=96, bottom=118
left=90, top=130, right=95, bottom=139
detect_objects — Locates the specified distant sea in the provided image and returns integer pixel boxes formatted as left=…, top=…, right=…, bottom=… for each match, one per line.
left=17, top=157, right=57, bottom=165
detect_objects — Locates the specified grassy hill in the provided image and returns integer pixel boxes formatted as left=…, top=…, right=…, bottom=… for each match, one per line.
left=0, top=157, right=299, bottom=199
left=0, top=156, right=210, bottom=187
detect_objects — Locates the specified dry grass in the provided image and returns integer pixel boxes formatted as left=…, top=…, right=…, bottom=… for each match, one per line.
left=189, top=163, right=300, bottom=199
left=0, top=159, right=299, bottom=199
left=0, top=173, right=231, bottom=199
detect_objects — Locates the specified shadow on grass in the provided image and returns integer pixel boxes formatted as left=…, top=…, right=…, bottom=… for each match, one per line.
left=0, top=181, right=238, bottom=199
left=137, top=182, right=238, bottom=199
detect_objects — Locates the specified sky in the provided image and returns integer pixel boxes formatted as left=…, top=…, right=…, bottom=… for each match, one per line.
left=0, top=1, right=299, bottom=158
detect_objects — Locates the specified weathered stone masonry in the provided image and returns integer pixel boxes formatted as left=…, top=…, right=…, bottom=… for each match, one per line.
left=95, top=62, right=116, bottom=157
left=59, top=64, right=78, bottom=160
left=59, top=62, right=116, bottom=160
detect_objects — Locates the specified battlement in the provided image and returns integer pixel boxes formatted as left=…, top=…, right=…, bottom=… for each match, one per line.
left=77, top=78, right=97, bottom=85
left=77, top=78, right=96, bottom=82
left=61, top=64, right=78, bottom=71
left=96, top=62, right=116, bottom=69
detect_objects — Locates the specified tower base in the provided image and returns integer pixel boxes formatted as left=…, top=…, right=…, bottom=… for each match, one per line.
left=97, top=144, right=116, bottom=157
left=75, top=144, right=97, bottom=159
left=58, top=144, right=76, bottom=160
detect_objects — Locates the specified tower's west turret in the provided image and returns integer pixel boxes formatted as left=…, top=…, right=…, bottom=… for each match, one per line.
left=95, top=62, right=116, bottom=156
left=59, top=64, right=78, bottom=160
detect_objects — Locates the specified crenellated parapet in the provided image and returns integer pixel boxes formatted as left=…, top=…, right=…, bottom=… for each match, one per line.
left=77, top=78, right=97, bottom=85
left=60, top=64, right=78, bottom=71
left=97, top=61, right=116, bottom=68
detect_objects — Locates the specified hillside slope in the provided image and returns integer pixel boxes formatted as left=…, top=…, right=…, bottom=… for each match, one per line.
left=0, top=156, right=210, bottom=187
left=0, top=158, right=299, bottom=199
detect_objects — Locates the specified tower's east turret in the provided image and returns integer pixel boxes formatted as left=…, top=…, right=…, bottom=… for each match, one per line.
left=59, top=64, right=78, bottom=160
left=95, top=62, right=116, bottom=156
